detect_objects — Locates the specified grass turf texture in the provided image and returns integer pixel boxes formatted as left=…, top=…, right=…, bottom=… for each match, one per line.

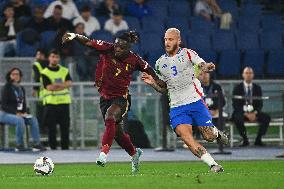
left=0, top=160, right=283, bottom=189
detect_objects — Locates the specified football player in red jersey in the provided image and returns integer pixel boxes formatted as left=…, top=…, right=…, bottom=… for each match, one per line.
left=62, top=31, right=165, bottom=173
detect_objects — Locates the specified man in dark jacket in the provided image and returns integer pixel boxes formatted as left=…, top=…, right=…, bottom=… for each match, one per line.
left=232, top=67, right=271, bottom=147
left=0, top=68, right=45, bottom=151
left=0, top=5, right=22, bottom=57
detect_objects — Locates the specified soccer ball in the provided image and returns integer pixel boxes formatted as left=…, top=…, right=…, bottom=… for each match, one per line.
left=33, top=157, right=54, bottom=176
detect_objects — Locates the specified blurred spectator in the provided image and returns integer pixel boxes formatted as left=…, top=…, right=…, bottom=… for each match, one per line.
left=0, top=5, right=22, bottom=57
left=73, top=5, right=100, bottom=36
left=46, top=5, right=73, bottom=32
left=72, top=22, right=92, bottom=80
left=11, top=0, right=31, bottom=18
left=199, top=71, right=226, bottom=127
left=41, top=49, right=72, bottom=150
left=194, top=0, right=222, bottom=21
left=104, top=10, right=128, bottom=35
left=44, top=0, right=80, bottom=20
left=32, top=49, right=48, bottom=134
left=0, top=68, right=45, bottom=152
left=95, top=0, right=120, bottom=17
left=126, top=0, right=152, bottom=19
left=232, top=67, right=271, bottom=147
left=26, top=6, right=48, bottom=33
left=194, top=0, right=232, bottom=29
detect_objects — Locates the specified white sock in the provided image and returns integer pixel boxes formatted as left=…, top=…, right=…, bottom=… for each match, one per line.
left=200, top=152, right=218, bottom=167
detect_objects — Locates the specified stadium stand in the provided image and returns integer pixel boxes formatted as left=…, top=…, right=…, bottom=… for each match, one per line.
left=267, top=49, right=284, bottom=76
left=243, top=50, right=265, bottom=76
left=218, top=50, right=241, bottom=77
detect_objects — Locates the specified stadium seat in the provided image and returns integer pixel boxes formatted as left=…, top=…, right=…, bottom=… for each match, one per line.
left=218, top=2, right=238, bottom=20
left=141, top=17, right=164, bottom=33
left=212, top=30, right=236, bottom=51
left=243, top=50, right=265, bottom=76
left=261, top=14, right=283, bottom=32
left=140, top=32, right=163, bottom=56
left=16, top=29, right=40, bottom=57
left=150, top=5, right=168, bottom=22
left=218, top=50, right=241, bottom=77
left=187, top=32, right=212, bottom=51
left=90, top=30, right=113, bottom=42
left=197, top=50, right=217, bottom=64
left=166, top=17, right=190, bottom=33
left=260, top=31, right=283, bottom=50
left=97, top=16, right=109, bottom=28
left=168, top=1, right=191, bottom=17
left=147, top=49, right=164, bottom=68
left=238, top=16, right=260, bottom=32
left=236, top=31, right=259, bottom=50
left=240, top=4, right=262, bottom=16
left=190, top=17, right=214, bottom=33
left=124, top=16, right=141, bottom=32
left=40, top=30, right=57, bottom=51
left=267, top=49, right=284, bottom=76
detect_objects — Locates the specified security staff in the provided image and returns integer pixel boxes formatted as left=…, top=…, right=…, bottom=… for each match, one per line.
left=41, top=49, right=72, bottom=150
left=32, top=49, right=48, bottom=133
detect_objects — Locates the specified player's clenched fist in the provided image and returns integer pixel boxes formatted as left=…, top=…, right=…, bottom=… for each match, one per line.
left=62, top=33, right=76, bottom=44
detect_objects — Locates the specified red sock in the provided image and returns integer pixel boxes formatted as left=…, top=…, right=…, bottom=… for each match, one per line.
left=115, top=132, right=136, bottom=156
left=101, top=118, right=116, bottom=154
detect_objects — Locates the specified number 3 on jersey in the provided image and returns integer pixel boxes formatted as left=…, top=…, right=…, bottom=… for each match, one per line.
left=171, top=66, right=178, bottom=76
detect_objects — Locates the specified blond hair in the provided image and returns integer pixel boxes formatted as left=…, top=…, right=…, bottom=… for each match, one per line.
left=165, top=28, right=181, bottom=39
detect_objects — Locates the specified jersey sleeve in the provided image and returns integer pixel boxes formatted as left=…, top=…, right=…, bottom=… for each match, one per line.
left=90, top=39, right=113, bottom=51
left=185, top=48, right=205, bottom=66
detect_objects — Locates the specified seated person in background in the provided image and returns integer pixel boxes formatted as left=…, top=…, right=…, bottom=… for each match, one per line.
left=104, top=10, right=129, bottom=35
left=46, top=5, right=73, bottom=32
left=44, top=0, right=80, bottom=20
left=0, top=5, right=22, bottom=57
left=73, top=5, right=101, bottom=36
left=194, top=0, right=222, bottom=21
left=232, top=67, right=271, bottom=147
left=71, top=22, right=93, bottom=81
left=96, top=0, right=120, bottom=18
left=0, top=68, right=45, bottom=152
left=11, top=0, right=32, bottom=18
left=199, top=71, right=226, bottom=127
left=194, top=0, right=232, bottom=29
left=26, top=6, right=48, bottom=33
left=127, top=0, right=152, bottom=19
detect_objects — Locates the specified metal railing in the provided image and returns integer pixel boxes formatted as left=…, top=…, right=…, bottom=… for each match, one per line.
left=0, top=79, right=284, bottom=149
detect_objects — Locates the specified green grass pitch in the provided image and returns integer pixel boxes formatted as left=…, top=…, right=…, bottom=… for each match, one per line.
left=0, top=160, right=284, bottom=189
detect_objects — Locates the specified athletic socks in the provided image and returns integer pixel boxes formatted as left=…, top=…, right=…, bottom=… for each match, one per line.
left=101, top=118, right=116, bottom=154
left=115, top=133, right=136, bottom=157
left=200, top=152, right=218, bottom=167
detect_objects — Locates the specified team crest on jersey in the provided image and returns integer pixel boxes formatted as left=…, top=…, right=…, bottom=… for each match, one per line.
left=177, top=56, right=185, bottom=63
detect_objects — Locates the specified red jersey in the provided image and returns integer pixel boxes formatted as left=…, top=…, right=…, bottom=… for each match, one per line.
left=91, top=39, right=155, bottom=99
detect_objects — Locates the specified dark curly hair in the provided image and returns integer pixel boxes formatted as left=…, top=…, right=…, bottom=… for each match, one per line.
left=117, top=31, right=139, bottom=44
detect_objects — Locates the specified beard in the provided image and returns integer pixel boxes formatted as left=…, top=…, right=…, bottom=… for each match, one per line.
left=165, top=43, right=178, bottom=55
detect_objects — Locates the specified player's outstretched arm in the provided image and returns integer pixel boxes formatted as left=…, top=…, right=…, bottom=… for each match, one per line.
left=141, top=72, right=167, bottom=93
left=198, top=62, right=215, bottom=72
left=62, top=32, right=93, bottom=47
